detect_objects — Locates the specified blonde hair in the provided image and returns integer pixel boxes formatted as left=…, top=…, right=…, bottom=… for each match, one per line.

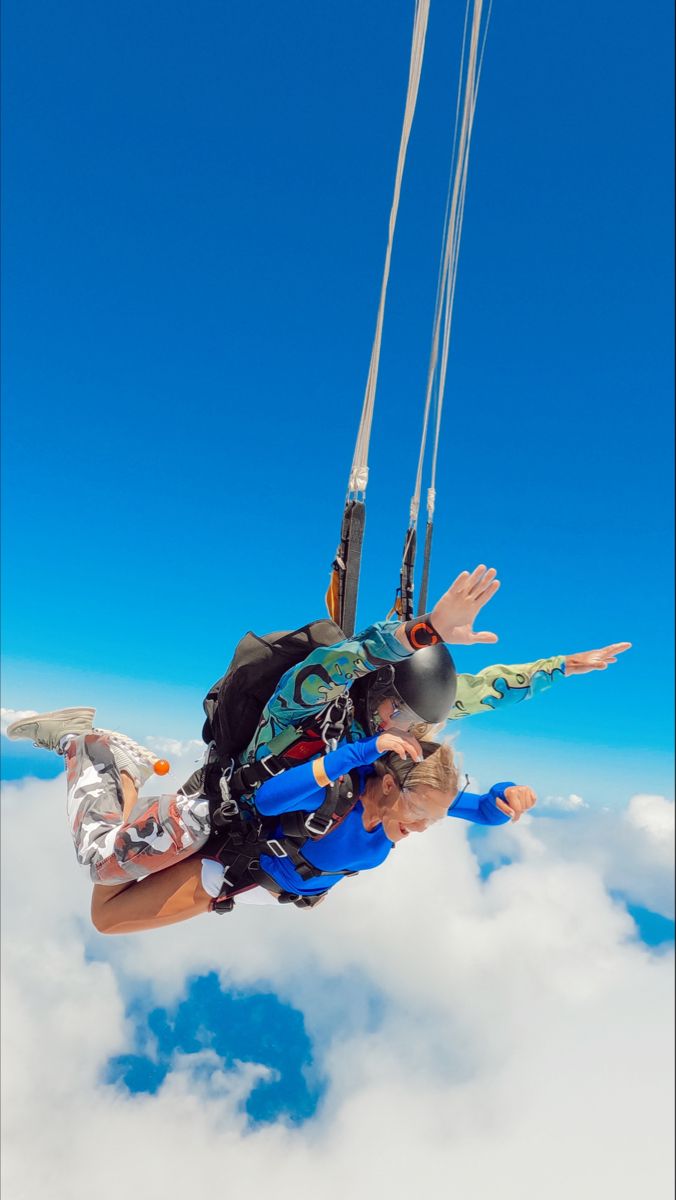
left=374, top=739, right=458, bottom=799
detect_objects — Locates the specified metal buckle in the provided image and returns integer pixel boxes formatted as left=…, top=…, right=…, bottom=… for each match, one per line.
left=260, top=755, right=285, bottom=778
left=304, top=812, right=333, bottom=837
left=266, top=839, right=288, bottom=858
left=218, top=774, right=239, bottom=817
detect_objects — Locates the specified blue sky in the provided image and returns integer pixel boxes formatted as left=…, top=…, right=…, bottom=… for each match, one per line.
left=2, top=0, right=673, bottom=794
left=105, top=973, right=327, bottom=1126
left=1, top=2, right=674, bottom=1173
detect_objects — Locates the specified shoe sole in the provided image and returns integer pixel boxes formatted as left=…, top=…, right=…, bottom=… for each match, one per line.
left=6, top=707, right=96, bottom=740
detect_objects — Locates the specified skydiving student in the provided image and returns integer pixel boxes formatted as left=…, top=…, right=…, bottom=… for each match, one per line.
left=6, top=716, right=538, bottom=934
left=7, top=565, right=629, bottom=933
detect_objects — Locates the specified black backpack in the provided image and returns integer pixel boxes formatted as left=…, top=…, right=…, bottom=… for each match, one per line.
left=201, top=618, right=345, bottom=767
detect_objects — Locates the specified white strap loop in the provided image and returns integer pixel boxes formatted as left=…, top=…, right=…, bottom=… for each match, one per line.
left=411, top=0, right=492, bottom=527
left=348, top=0, right=431, bottom=498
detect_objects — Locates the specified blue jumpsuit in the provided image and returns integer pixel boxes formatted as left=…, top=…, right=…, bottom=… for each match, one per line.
left=254, top=734, right=514, bottom=897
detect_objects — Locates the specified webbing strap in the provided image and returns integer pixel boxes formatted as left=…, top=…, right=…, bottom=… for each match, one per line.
left=404, top=0, right=492, bottom=606
left=392, top=525, right=417, bottom=622
left=215, top=823, right=356, bottom=887
left=327, top=499, right=365, bottom=636
left=229, top=752, right=287, bottom=798
left=348, top=0, right=431, bottom=498
left=416, top=518, right=434, bottom=615
left=279, top=771, right=359, bottom=842
left=340, top=500, right=365, bottom=638
left=427, top=0, right=491, bottom=522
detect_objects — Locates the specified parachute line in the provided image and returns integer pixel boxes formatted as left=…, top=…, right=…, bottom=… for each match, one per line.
left=348, top=0, right=431, bottom=499
left=412, top=0, right=492, bottom=614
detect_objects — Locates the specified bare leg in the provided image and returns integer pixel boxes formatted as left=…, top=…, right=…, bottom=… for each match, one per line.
left=91, top=856, right=212, bottom=935
left=121, top=772, right=138, bottom=820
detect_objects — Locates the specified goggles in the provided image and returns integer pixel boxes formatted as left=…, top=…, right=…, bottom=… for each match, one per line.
left=369, top=686, right=422, bottom=729
left=367, top=667, right=424, bottom=733
left=386, top=703, right=424, bottom=732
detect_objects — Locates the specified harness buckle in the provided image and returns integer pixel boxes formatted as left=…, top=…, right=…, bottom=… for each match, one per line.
left=260, top=755, right=285, bottom=778
left=266, top=839, right=288, bottom=858
left=304, top=812, right=333, bottom=837
left=212, top=773, right=239, bottom=826
left=218, top=774, right=239, bottom=814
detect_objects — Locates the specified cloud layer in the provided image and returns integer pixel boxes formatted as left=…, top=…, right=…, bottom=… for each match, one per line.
left=1, top=741, right=673, bottom=1200
left=0, top=708, right=38, bottom=736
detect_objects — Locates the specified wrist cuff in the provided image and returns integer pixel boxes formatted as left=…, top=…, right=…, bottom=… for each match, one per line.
left=404, top=615, right=443, bottom=649
left=312, top=757, right=332, bottom=787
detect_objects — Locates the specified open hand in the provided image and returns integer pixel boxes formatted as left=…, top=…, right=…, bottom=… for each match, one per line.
left=565, top=643, right=632, bottom=675
left=376, top=731, right=423, bottom=761
left=429, top=565, right=500, bottom=645
left=495, top=785, right=537, bottom=822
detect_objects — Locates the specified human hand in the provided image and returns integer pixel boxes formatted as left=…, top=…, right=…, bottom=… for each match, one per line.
left=494, top=785, right=537, bottom=822
left=564, top=642, right=632, bottom=675
left=429, top=565, right=500, bottom=645
left=376, top=731, right=423, bottom=761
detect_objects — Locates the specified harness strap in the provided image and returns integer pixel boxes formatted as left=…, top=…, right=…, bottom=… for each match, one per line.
left=212, top=858, right=330, bottom=914
left=202, top=711, right=363, bottom=901
left=278, top=770, right=359, bottom=841
left=207, top=805, right=358, bottom=896
left=226, top=695, right=354, bottom=803
left=272, top=836, right=358, bottom=882
left=229, top=752, right=287, bottom=798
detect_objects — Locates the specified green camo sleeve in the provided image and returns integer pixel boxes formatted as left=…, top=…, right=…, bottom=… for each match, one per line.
left=451, top=655, right=566, bottom=719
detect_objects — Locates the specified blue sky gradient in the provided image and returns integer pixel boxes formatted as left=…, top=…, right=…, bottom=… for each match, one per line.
left=3, top=0, right=673, bottom=794
left=2, top=4, right=673, bottom=787
left=106, top=973, right=326, bottom=1125
left=1, top=7, right=673, bottom=1179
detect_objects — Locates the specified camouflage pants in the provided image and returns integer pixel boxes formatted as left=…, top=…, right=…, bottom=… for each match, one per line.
left=63, top=732, right=211, bottom=884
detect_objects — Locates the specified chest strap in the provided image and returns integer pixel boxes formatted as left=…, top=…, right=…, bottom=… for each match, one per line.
left=277, top=770, right=360, bottom=841
left=210, top=825, right=342, bottom=914
left=206, top=801, right=359, bottom=897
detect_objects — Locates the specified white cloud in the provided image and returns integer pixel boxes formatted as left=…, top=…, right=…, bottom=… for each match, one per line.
left=625, top=793, right=675, bottom=848
left=541, top=791, right=588, bottom=810
left=475, top=792, right=675, bottom=920
left=144, top=734, right=205, bottom=759
left=0, top=707, right=38, bottom=736
left=1, top=769, right=673, bottom=1200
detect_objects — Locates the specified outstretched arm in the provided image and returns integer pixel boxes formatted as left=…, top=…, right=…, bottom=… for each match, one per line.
left=452, top=656, right=566, bottom=718
left=563, top=643, right=631, bottom=674
left=448, top=783, right=537, bottom=825
left=451, top=641, right=631, bottom=720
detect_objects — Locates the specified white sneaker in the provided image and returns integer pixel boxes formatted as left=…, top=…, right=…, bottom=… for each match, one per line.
left=6, top=707, right=96, bottom=752
left=94, top=729, right=161, bottom=788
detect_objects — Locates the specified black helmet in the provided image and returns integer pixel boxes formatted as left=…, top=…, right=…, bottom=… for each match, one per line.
left=365, top=644, right=457, bottom=732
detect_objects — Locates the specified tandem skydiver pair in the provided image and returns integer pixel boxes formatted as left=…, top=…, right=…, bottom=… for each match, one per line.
left=7, top=565, right=630, bottom=934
